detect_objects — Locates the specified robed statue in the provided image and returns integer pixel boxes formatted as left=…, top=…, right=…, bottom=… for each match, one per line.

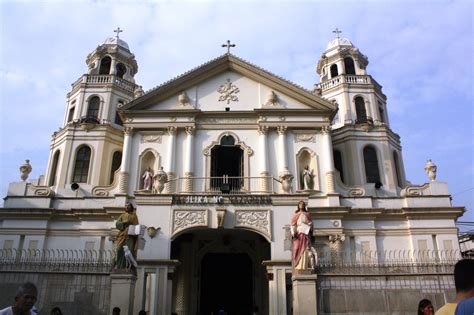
left=290, top=200, right=317, bottom=273
left=113, top=203, right=139, bottom=270
left=301, top=165, right=314, bottom=190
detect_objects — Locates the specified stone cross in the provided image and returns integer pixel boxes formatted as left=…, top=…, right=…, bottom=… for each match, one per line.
left=332, top=28, right=342, bottom=39
left=114, top=27, right=123, bottom=39
left=221, top=40, right=236, bottom=54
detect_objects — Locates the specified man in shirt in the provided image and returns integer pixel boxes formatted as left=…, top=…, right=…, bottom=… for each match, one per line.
left=436, top=259, right=474, bottom=315
left=0, top=282, right=38, bottom=315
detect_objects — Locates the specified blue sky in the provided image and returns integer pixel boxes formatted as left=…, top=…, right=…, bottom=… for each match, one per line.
left=0, top=0, right=473, bottom=229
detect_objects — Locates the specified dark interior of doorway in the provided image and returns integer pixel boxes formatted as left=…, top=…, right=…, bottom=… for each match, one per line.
left=200, top=253, right=253, bottom=315
left=211, top=146, right=243, bottom=191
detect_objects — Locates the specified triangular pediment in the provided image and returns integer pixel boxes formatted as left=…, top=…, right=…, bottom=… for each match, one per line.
left=121, top=54, right=336, bottom=114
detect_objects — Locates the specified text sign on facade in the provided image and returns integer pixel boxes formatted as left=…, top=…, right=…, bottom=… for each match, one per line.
left=172, top=195, right=272, bottom=205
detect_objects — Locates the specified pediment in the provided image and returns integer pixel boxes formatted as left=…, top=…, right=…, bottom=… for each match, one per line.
left=121, top=54, right=336, bottom=115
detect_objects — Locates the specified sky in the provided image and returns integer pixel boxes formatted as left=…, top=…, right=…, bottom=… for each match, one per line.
left=0, top=0, right=473, bottom=230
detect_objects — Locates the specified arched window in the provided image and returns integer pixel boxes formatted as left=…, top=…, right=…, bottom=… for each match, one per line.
left=393, top=151, right=402, bottom=188
left=48, top=150, right=60, bottom=186
left=99, top=56, right=111, bottom=75
left=344, top=57, right=356, bottom=75
left=109, top=151, right=122, bottom=184
left=378, top=102, right=386, bottom=123
left=116, top=63, right=127, bottom=78
left=330, top=64, right=339, bottom=78
left=355, top=97, right=367, bottom=124
left=363, top=146, right=380, bottom=183
left=72, top=146, right=91, bottom=183
left=87, top=96, right=100, bottom=120
left=333, top=150, right=344, bottom=183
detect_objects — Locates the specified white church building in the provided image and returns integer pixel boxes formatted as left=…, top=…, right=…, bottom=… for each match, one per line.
left=0, top=31, right=464, bottom=315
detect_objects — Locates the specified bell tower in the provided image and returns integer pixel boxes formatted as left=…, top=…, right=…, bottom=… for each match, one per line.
left=316, top=29, right=406, bottom=194
left=44, top=29, right=141, bottom=194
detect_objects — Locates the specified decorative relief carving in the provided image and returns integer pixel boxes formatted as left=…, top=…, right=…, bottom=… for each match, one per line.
left=185, top=126, right=196, bottom=135
left=168, top=126, right=177, bottom=135
left=321, top=126, right=331, bottom=135
left=178, top=91, right=190, bottom=107
left=401, top=183, right=430, bottom=197
left=264, top=91, right=279, bottom=106
left=257, top=126, right=269, bottom=135
left=124, top=127, right=134, bottom=135
left=277, top=125, right=287, bottom=135
left=173, top=210, right=208, bottom=235
left=217, top=78, right=240, bottom=104
left=29, top=185, right=55, bottom=197
left=348, top=188, right=365, bottom=197
left=295, top=134, right=316, bottom=143
left=141, top=135, right=162, bottom=143
left=235, top=210, right=271, bottom=239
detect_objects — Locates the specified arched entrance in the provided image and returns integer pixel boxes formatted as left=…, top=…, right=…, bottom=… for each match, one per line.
left=171, top=229, right=270, bottom=315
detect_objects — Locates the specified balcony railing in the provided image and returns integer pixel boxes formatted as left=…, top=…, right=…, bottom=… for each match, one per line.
left=71, top=74, right=137, bottom=93
left=166, top=176, right=278, bottom=194
left=319, top=75, right=382, bottom=92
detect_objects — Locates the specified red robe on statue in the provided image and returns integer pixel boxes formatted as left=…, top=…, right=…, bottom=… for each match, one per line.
left=291, top=210, right=313, bottom=270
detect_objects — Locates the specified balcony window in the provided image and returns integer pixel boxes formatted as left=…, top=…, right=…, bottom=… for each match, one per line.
left=99, top=56, right=111, bottom=75
left=344, top=57, right=356, bottom=75
left=116, top=63, right=127, bottom=78
left=330, top=64, right=338, bottom=78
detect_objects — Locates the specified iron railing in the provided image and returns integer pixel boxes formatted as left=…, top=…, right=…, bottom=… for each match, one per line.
left=169, top=175, right=277, bottom=194
left=0, top=248, right=114, bottom=273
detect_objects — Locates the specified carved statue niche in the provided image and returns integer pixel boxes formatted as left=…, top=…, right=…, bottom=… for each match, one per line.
left=138, top=150, right=159, bottom=191
left=296, top=148, right=318, bottom=191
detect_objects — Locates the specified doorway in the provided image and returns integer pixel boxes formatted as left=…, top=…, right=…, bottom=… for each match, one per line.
left=210, top=138, right=243, bottom=192
left=199, top=253, right=253, bottom=315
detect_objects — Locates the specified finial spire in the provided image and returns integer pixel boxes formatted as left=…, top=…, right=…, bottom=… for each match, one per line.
left=114, top=27, right=123, bottom=39
left=221, top=40, right=236, bottom=54
left=332, top=28, right=342, bottom=39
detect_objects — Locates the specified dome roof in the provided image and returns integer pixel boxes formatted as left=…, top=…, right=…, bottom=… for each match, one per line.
left=102, top=37, right=130, bottom=50
left=325, top=37, right=354, bottom=51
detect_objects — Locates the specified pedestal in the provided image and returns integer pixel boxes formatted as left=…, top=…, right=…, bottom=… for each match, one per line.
left=292, top=274, right=318, bottom=315
left=110, top=273, right=137, bottom=315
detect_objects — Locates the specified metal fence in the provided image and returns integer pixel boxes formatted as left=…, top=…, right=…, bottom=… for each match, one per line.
left=0, top=249, right=113, bottom=315
left=314, top=250, right=462, bottom=314
left=0, top=248, right=114, bottom=273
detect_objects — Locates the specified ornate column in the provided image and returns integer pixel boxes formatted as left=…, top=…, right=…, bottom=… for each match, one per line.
left=258, top=126, right=270, bottom=192
left=118, top=127, right=133, bottom=193
left=321, top=126, right=336, bottom=193
left=277, top=126, right=293, bottom=193
left=182, top=126, right=195, bottom=193
left=110, top=58, right=117, bottom=75
left=164, top=126, right=177, bottom=193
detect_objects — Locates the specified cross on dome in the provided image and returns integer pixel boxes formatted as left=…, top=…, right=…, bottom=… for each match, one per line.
left=114, top=27, right=123, bottom=39
left=332, top=28, right=342, bottom=39
left=221, top=40, right=236, bottom=54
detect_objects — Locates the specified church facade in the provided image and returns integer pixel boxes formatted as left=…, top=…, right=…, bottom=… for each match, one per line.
left=0, top=32, right=464, bottom=314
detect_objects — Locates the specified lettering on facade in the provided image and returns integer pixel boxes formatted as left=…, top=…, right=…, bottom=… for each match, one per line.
left=172, top=195, right=272, bottom=205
